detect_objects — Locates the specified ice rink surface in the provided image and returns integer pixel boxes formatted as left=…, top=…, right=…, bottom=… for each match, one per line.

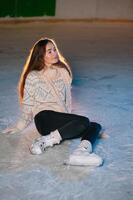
left=0, top=21, right=133, bottom=200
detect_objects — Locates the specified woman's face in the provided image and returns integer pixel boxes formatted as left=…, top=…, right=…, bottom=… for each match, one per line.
left=44, top=42, right=59, bottom=67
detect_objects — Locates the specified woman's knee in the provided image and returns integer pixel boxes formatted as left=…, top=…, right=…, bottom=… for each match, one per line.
left=80, top=116, right=90, bottom=127
left=34, top=110, right=49, bottom=125
left=90, top=122, right=102, bottom=132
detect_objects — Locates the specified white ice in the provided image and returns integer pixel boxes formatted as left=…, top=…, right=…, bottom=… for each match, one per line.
left=0, top=22, right=133, bottom=200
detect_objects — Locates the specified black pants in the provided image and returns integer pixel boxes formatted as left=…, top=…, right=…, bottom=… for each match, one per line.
left=34, top=110, right=102, bottom=145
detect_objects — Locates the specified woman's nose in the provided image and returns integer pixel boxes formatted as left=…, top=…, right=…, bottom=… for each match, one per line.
left=52, top=51, right=57, bottom=57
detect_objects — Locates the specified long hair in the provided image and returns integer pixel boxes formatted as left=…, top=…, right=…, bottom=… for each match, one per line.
left=18, top=37, right=72, bottom=104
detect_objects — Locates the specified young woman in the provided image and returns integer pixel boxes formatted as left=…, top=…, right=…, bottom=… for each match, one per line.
left=2, top=37, right=103, bottom=166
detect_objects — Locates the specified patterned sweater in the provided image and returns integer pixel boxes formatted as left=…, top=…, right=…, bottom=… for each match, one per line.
left=16, top=66, right=72, bottom=130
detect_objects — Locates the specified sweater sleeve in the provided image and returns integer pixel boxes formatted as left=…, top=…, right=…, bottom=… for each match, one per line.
left=63, top=69, right=72, bottom=113
left=65, top=84, right=72, bottom=113
left=16, top=72, right=35, bottom=130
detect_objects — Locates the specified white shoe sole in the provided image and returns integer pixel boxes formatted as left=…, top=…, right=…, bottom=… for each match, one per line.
left=64, top=153, right=103, bottom=167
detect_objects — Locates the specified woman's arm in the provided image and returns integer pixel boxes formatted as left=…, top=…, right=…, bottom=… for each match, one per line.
left=2, top=72, right=35, bottom=134
left=65, top=84, right=72, bottom=113
left=63, top=69, right=72, bottom=113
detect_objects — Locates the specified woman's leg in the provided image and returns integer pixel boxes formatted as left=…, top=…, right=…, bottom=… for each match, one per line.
left=81, top=122, right=102, bottom=144
left=32, top=110, right=103, bottom=166
left=34, top=110, right=101, bottom=145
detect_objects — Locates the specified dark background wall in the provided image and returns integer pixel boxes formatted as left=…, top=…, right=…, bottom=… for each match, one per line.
left=0, top=0, right=56, bottom=17
left=0, top=0, right=133, bottom=20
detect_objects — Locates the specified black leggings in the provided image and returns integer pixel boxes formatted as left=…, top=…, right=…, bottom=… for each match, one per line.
left=34, top=110, right=102, bottom=145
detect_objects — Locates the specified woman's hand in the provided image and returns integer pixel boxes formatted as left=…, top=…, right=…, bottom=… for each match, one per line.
left=2, top=126, right=20, bottom=135
left=2, top=119, right=27, bottom=135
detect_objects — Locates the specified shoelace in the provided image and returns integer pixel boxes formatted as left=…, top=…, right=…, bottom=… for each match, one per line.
left=34, top=138, right=46, bottom=152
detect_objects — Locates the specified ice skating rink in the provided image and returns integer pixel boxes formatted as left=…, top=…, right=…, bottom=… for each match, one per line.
left=0, top=21, right=133, bottom=200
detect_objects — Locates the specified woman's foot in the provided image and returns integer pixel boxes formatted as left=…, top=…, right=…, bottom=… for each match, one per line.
left=30, top=130, right=61, bottom=155
left=64, top=152, right=103, bottom=167
left=64, top=140, right=103, bottom=167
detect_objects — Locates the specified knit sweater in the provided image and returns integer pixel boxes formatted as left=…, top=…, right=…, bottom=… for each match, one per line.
left=16, top=66, right=72, bottom=130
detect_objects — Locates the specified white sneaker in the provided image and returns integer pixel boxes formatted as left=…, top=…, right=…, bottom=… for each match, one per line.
left=64, top=140, right=103, bottom=167
left=30, top=130, right=62, bottom=155
left=64, top=152, right=103, bottom=167
left=30, top=136, right=47, bottom=155
left=75, top=140, right=92, bottom=154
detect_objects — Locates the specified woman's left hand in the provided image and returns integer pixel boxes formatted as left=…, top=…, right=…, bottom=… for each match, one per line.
left=2, top=126, right=20, bottom=135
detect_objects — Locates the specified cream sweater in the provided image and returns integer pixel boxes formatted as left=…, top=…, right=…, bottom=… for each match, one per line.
left=16, top=66, right=72, bottom=130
